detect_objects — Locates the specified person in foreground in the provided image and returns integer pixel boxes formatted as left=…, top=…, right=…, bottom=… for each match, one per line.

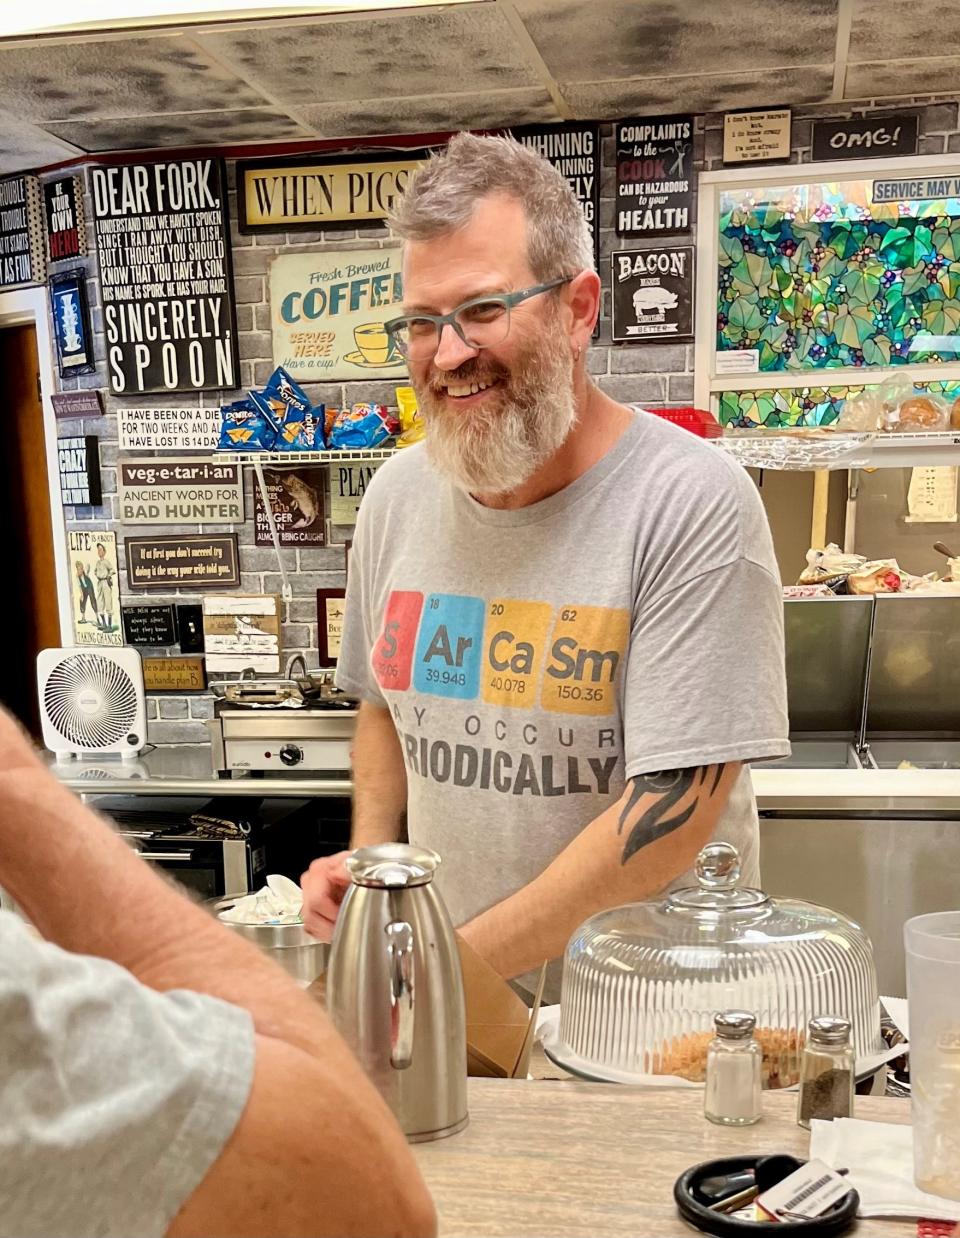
left=302, top=132, right=789, bottom=998
left=0, top=707, right=435, bottom=1238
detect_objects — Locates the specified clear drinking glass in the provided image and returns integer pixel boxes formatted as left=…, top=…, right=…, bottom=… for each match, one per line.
left=905, top=911, right=960, bottom=1201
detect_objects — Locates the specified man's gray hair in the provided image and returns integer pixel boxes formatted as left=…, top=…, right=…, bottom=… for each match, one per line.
left=389, top=131, right=595, bottom=279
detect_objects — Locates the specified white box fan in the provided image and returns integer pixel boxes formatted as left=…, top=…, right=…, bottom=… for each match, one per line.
left=37, top=648, right=146, bottom=762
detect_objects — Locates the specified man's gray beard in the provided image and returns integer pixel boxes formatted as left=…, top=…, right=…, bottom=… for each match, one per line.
left=422, top=341, right=577, bottom=499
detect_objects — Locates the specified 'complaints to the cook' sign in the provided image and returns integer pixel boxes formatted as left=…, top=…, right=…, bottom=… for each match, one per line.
left=270, top=246, right=405, bottom=382
left=91, top=158, right=239, bottom=394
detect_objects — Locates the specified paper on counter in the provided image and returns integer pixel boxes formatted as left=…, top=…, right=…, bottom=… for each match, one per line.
left=811, top=1118, right=960, bottom=1221
left=219, top=874, right=303, bottom=924
left=882, top=995, right=910, bottom=1041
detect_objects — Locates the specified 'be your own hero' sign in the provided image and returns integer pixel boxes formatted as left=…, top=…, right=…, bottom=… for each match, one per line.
left=91, top=158, right=239, bottom=395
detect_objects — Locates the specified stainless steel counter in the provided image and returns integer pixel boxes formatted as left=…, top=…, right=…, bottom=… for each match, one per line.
left=43, top=745, right=351, bottom=797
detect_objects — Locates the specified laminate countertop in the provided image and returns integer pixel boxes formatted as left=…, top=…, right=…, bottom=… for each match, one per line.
left=413, top=1081, right=915, bottom=1237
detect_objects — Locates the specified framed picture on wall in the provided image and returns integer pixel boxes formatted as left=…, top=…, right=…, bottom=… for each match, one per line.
left=49, top=267, right=95, bottom=377
left=317, top=588, right=346, bottom=667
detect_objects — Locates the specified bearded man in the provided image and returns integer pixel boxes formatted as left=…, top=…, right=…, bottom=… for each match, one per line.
left=302, top=132, right=788, bottom=999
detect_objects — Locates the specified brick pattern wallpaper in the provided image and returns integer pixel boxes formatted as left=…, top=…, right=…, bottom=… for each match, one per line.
left=48, top=94, right=960, bottom=745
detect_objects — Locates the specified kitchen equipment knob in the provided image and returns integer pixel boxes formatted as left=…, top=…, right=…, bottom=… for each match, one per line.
left=279, top=743, right=303, bottom=766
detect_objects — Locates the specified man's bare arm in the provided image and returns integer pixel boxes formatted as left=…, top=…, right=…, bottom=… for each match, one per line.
left=0, top=711, right=434, bottom=1238
left=350, top=699, right=409, bottom=847
left=458, top=763, right=740, bottom=979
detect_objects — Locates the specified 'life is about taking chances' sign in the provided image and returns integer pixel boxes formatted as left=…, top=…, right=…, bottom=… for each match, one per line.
left=91, top=158, right=238, bottom=395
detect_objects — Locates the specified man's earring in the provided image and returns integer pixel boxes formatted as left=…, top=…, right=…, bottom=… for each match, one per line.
left=574, top=345, right=581, bottom=362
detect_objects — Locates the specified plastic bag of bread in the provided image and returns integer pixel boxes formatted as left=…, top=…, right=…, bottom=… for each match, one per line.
left=884, top=390, right=949, bottom=432
left=797, top=543, right=866, bottom=593
left=949, top=397, right=960, bottom=431
left=846, top=559, right=904, bottom=593
left=837, top=389, right=882, bottom=432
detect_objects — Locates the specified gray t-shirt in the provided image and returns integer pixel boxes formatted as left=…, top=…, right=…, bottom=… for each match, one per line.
left=0, top=910, right=255, bottom=1238
left=336, top=410, right=789, bottom=988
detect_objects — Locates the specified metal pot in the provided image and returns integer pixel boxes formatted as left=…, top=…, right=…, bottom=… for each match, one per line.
left=209, top=894, right=328, bottom=985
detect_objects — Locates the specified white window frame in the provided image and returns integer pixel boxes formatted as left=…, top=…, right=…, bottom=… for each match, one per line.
left=694, top=152, right=960, bottom=413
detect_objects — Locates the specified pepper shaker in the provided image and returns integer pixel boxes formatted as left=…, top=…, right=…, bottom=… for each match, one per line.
left=797, top=1015, right=855, bottom=1129
left=704, top=1010, right=763, bottom=1126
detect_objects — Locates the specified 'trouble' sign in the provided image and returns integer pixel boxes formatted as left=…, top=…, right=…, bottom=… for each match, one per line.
left=91, top=158, right=238, bottom=394
left=0, top=174, right=45, bottom=287
left=615, top=116, right=694, bottom=237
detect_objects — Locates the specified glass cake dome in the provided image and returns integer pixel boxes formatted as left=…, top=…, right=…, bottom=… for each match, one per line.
left=556, top=843, right=882, bottom=1088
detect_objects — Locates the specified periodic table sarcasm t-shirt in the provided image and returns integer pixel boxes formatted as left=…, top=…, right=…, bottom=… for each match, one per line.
left=335, top=409, right=789, bottom=991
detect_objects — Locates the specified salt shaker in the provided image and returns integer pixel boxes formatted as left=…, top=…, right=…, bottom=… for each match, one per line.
left=704, top=1010, right=763, bottom=1126
left=797, top=1015, right=855, bottom=1129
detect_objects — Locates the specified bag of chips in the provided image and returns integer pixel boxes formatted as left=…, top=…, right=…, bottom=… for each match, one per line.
left=272, top=403, right=326, bottom=452
left=262, top=365, right=312, bottom=417
left=218, top=397, right=278, bottom=450
left=329, top=402, right=393, bottom=449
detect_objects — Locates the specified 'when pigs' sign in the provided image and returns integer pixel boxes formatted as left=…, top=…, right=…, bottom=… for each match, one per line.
left=611, top=247, right=694, bottom=343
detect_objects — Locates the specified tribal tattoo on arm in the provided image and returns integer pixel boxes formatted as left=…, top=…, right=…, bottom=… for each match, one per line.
left=617, top=765, right=726, bottom=865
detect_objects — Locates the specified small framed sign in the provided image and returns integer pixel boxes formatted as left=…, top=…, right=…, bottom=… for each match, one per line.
left=142, top=656, right=207, bottom=692
left=615, top=115, right=694, bottom=237
left=118, top=405, right=221, bottom=451
left=237, top=149, right=430, bottom=233
left=125, top=533, right=240, bottom=591
left=52, top=390, right=104, bottom=419
left=330, top=460, right=384, bottom=525
left=723, top=108, right=792, bottom=165
left=118, top=457, right=244, bottom=525
left=812, top=113, right=918, bottom=162
left=50, top=268, right=95, bottom=377
left=510, top=123, right=601, bottom=265
left=68, top=529, right=121, bottom=646
left=122, top=603, right=178, bottom=647
left=58, top=434, right=102, bottom=506
left=254, top=465, right=326, bottom=546
left=0, top=174, right=45, bottom=287
left=317, top=588, right=346, bottom=667
left=202, top=595, right=281, bottom=674
left=44, top=175, right=86, bottom=263
left=611, top=247, right=694, bottom=343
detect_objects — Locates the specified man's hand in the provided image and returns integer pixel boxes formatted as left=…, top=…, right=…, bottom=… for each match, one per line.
left=300, top=851, right=353, bottom=941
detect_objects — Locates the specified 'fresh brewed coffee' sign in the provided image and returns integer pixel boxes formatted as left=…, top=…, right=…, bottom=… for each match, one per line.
left=91, top=158, right=238, bottom=394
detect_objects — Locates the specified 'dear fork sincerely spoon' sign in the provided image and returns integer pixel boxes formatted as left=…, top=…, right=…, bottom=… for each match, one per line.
left=90, top=157, right=238, bottom=395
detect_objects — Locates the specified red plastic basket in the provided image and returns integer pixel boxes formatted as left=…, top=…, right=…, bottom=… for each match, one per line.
left=647, top=406, right=722, bottom=438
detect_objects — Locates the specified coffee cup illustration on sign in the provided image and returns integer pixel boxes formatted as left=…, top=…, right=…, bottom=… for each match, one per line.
left=344, top=322, right=404, bottom=369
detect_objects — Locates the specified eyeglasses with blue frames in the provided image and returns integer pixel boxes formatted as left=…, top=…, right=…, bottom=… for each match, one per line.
left=384, top=275, right=574, bottom=361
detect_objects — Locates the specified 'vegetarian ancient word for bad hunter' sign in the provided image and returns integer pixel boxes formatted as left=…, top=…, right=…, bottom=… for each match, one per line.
left=91, top=158, right=239, bottom=394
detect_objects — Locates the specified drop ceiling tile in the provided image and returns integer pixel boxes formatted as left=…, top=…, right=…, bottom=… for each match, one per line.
left=43, top=108, right=311, bottom=153
left=298, top=88, right=557, bottom=138
left=849, top=0, right=960, bottom=62
left=514, top=0, right=839, bottom=84
left=845, top=57, right=960, bottom=100
left=563, top=67, right=833, bottom=119
left=197, top=6, right=536, bottom=106
left=0, top=35, right=268, bottom=123
left=0, top=118, right=82, bottom=174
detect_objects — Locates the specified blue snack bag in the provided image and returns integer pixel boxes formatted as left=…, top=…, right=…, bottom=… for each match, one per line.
left=218, top=397, right=278, bottom=450
left=273, top=403, right=326, bottom=452
left=329, top=402, right=392, bottom=449
left=263, top=365, right=312, bottom=416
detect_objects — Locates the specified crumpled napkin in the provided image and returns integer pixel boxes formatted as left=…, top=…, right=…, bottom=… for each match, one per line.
left=218, top=874, right=303, bottom=925
left=811, top=1118, right=960, bottom=1221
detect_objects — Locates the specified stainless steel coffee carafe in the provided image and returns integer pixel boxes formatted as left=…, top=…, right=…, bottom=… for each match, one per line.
left=326, top=843, right=468, bottom=1142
